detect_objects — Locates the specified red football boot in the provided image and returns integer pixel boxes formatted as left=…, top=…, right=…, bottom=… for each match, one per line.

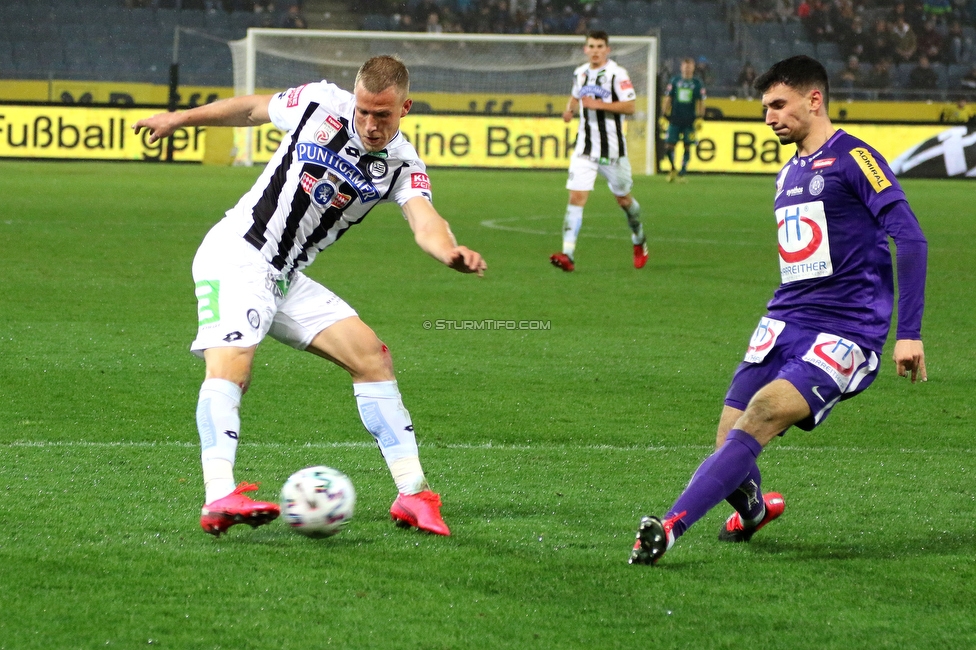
left=390, top=490, right=451, bottom=536
left=718, top=492, right=785, bottom=542
left=549, top=252, right=575, bottom=272
left=200, top=482, right=280, bottom=537
left=633, top=242, right=649, bottom=269
left=629, top=511, right=684, bottom=565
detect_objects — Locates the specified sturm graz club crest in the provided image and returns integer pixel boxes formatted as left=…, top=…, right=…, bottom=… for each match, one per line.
left=890, top=125, right=976, bottom=178
left=365, top=157, right=388, bottom=179
left=247, top=309, right=260, bottom=329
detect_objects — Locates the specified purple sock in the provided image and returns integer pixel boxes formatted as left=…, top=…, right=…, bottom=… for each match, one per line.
left=724, top=461, right=765, bottom=523
left=666, top=429, right=764, bottom=538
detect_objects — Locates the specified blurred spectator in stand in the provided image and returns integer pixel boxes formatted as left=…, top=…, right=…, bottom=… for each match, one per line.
left=696, top=56, right=714, bottom=86
left=892, top=17, right=919, bottom=63
left=907, top=55, right=940, bottom=91
left=839, top=15, right=868, bottom=59
left=946, top=21, right=973, bottom=64
left=864, top=19, right=892, bottom=64
left=774, top=0, right=795, bottom=22
left=865, top=59, right=894, bottom=98
left=492, top=1, right=516, bottom=32
left=917, top=18, right=945, bottom=62
left=939, top=98, right=976, bottom=121
left=253, top=0, right=274, bottom=13
left=896, top=1, right=926, bottom=32
left=441, top=7, right=465, bottom=33
left=279, top=3, right=307, bottom=28
left=737, top=61, right=758, bottom=98
left=797, top=0, right=812, bottom=21
left=426, top=11, right=443, bottom=33
left=801, top=0, right=833, bottom=43
left=413, top=0, right=439, bottom=25
left=839, top=54, right=865, bottom=92
left=396, top=13, right=417, bottom=31
left=560, top=4, right=585, bottom=34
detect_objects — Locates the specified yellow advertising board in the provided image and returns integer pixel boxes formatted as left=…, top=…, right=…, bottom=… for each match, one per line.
left=245, top=115, right=580, bottom=169
left=684, top=121, right=951, bottom=174
left=0, top=104, right=205, bottom=161
left=0, top=102, right=958, bottom=177
left=245, top=114, right=651, bottom=172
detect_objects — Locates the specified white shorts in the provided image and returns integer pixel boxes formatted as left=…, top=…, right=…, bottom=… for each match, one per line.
left=189, top=221, right=358, bottom=358
left=565, top=155, right=633, bottom=196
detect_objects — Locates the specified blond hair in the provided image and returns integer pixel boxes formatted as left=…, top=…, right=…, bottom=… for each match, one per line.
left=355, top=56, right=410, bottom=98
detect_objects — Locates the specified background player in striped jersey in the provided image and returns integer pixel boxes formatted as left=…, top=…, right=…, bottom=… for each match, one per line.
left=631, top=55, right=928, bottom=565
left=550, top=30, right=648, bottom=273
left=662, top=57, right=706, bottom=182
left=133, top=56, right=486, bottom=538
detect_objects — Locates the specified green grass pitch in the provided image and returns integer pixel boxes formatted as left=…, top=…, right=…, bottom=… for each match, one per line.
left=0, top=161, right=973, bottom=649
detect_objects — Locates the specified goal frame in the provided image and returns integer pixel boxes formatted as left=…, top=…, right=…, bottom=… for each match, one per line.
left=234, top=29, right=658, bottom=172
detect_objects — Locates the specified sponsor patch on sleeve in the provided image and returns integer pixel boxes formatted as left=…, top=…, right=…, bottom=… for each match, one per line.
left=411, top=172, right=431, bottom=190
left=286, top=84, right=307, bottom=108
left=850, top=147, right=891, bottom=192
left=619, top=79, right=633, bottom=90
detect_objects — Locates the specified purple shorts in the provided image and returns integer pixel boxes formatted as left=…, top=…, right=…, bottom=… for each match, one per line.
left=725, top=317, right=881, bottom=432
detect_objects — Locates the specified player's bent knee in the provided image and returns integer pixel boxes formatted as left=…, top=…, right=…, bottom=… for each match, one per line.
left=346, top=337, right=395, bottom=383
left=203, top=346, right=256, bottom=392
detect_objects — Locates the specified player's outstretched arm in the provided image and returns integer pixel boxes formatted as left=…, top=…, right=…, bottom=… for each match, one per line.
left=893, top=339, right=927, bottom=383
left=563, top=97, right=579, bottom=122
left=132, top=94, right=274, bottom=144
left=402, top=197, right=486, bottom=277
left=580, top=97, right=636, bottom=115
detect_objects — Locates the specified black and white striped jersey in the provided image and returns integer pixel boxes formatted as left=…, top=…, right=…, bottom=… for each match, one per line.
left=222, top=81, right=432, bottom=275
left=570, top=59, right=636, bottom=161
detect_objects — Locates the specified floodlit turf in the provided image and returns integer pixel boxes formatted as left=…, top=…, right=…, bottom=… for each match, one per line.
left=0, top=161, right=973, bottom=649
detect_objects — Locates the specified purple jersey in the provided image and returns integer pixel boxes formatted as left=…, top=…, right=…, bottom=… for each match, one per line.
left=767, top=129, right=922, bottom=352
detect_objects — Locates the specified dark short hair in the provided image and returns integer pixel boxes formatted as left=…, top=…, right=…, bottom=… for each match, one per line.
left=587, top=30, right=609, bottom=44
left=754, top=55, right=830, bottom=108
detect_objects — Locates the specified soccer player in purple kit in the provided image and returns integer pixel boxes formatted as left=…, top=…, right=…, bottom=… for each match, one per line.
left=630, top=56, right=928, bottom=565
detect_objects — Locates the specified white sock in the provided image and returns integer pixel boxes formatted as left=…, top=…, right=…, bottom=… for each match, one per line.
left=562, top=204, right=584, bottom=259
left=197, top=378, right=242, bottom=504
left=623, top=198, right=645, bottom=244
left=354, top=380, right=428, bottom=495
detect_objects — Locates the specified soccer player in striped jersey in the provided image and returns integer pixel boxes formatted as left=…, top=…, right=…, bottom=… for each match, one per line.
left=550, top=30, right=648, bottom=273
left=631, top=56, right=928, bottom=565
left=133, top=56, right=485, bottom=538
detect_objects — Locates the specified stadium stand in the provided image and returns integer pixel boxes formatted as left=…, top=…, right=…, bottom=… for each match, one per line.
left=1, top=0, right=975, bottom=101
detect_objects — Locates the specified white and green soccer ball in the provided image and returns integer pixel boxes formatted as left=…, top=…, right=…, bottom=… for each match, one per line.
left=280, top=466, right=356, bottom=537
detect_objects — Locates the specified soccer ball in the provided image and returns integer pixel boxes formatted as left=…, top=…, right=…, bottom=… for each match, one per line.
left=280, top=465, right=356, bottom=537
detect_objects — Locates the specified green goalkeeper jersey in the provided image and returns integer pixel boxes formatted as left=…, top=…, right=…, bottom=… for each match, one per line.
left=665, top=75, right=705, bottom=127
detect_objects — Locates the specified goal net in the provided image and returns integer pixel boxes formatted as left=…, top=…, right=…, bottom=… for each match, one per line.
left=228, top=29, right=657, bottom=172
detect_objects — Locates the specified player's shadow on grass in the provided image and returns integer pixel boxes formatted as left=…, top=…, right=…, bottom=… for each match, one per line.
left=746, top=530, right=976, bottom=561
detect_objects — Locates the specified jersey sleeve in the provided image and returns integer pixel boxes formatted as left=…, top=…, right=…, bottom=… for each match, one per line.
left=571, top=72, right=583, bottom=100
left=390, top=159, right=433, bottom=208
left=843, top=144, right=907, bottom=216
left=267, top=81, right=347, bottom=133
left=615, top=70, right=637, bottom=101
left=877, top=200, right=927, bottom=340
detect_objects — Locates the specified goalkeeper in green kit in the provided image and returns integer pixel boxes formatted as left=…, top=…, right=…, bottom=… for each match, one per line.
left=662, top=57, right=706, bottom=182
